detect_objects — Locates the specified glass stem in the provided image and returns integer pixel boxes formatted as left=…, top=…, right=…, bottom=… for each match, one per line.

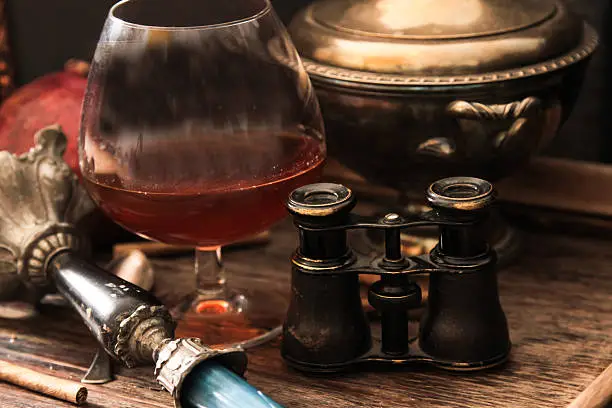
left=195, top=247, right=226, bottom=299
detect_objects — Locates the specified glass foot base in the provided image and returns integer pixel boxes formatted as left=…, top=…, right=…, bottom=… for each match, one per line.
left=171, top=289, right=282, bottom=348
left=191, top=291, right=248, bottom=315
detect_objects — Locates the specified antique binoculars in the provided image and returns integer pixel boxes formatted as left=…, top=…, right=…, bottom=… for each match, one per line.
left=282, top=177, right=511, bottom=372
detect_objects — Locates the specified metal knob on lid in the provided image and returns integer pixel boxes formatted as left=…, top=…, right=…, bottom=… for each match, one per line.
left=426, top=177, right=495, bottom=212
left=287, top=183, right=355, bottom=218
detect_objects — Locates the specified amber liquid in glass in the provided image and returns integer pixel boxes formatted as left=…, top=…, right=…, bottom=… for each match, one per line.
left=83, top=132, right=323, bottom=344
left=83, top=133, right=325, bottom=247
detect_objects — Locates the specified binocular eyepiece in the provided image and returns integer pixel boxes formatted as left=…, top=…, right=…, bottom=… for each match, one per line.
left=282, top=177, right=510, bottom=372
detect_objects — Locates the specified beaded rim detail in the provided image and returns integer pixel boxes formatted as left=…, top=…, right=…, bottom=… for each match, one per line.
left=301, top=24, right=598, bottom=88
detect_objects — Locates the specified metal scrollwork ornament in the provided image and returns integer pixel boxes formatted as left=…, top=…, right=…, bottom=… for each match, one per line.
left=447, top=97, right=543, bottom=151
left=0, top=125, right=95, bottom=301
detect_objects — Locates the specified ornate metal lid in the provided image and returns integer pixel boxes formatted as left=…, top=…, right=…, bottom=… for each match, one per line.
left=288, top=0, right=598, bottom=86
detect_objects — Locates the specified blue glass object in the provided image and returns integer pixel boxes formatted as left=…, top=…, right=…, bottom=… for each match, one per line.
left=180, top=362, right=284, bottom=408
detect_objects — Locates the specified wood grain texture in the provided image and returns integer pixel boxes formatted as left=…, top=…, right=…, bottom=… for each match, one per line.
left=1, top=218, right=612, bottom=407
left=324, top=157, right=612, bottom=219
left=568, top=361, right=612, bottom=408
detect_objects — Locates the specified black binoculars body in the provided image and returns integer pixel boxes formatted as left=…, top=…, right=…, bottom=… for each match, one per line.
left=282, top=177, right=511, bottom=373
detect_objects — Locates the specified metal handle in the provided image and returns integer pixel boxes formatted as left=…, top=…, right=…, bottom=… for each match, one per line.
left=447, top=97, right=540, bottom=120
left=447, top=96, right=542, bottom=150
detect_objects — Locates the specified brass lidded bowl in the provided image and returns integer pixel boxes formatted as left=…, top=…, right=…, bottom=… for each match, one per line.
left=288, top=0, right=598, bottom=193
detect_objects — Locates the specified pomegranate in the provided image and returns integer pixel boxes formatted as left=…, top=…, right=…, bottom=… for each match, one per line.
left=0, top=60, right=89, bottom=176
left=0, top=60, right=139, bottom=248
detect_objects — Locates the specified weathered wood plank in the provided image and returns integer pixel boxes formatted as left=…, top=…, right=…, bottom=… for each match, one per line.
left=2, top=220, right=612, bottom=407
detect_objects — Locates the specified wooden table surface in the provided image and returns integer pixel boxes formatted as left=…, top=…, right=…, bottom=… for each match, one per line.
left=1, top=216, right=612, bottom=408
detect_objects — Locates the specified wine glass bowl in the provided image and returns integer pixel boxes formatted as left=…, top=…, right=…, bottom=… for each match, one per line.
left=80, top=0, right=325, bottom=345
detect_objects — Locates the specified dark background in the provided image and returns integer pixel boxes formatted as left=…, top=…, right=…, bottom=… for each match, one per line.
left=5, top=0, right=610, bottom=162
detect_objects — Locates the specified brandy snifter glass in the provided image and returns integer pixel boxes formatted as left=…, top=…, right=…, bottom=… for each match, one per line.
left=79, top=0, right=326, bottom=346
